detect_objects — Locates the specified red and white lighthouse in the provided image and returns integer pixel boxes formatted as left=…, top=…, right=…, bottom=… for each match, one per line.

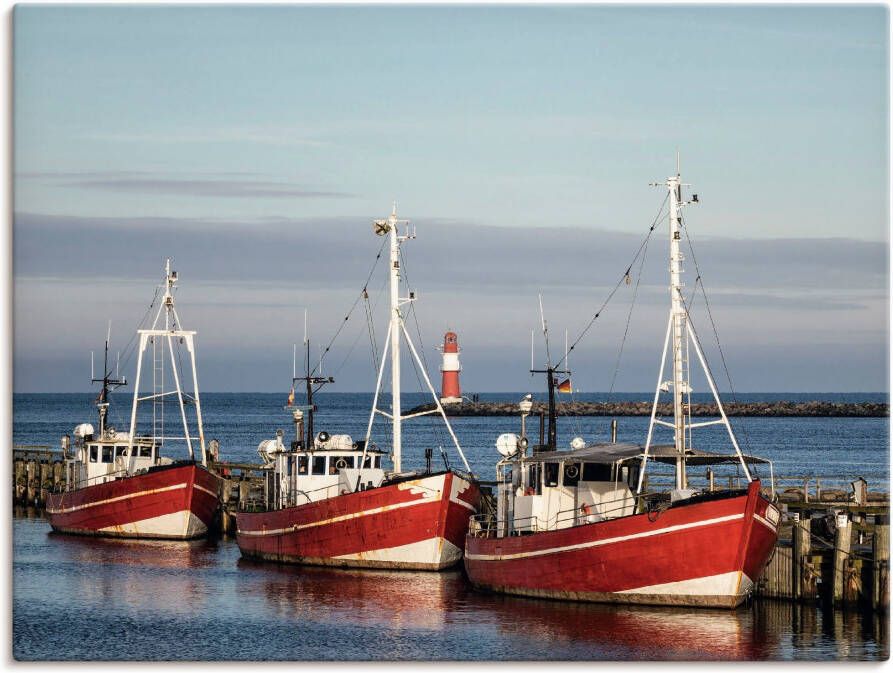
left=439, top=331, right=462, bottom=404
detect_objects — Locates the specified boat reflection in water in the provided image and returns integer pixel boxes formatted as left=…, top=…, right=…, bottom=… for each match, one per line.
left=48, top=532, right=218, bottom=616
left=474, top=594, right=773, bottom=660
left=240, top=558, right=779, bottom=660
left=240, top=559, right=468, bottom=631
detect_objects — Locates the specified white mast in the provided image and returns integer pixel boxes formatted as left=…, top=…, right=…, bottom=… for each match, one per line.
left=639, top=162, right=752, bottom=494
left=364, top=204, right=471, bottom=474
left=128, top=259, right=207, bottom=467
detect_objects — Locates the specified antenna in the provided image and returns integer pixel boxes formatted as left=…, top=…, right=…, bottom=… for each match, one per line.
left=530, top=329, right=534, bottom=372
left=91, top=351, right=94, bottom=380
left=565, top=329, right=569, bottom=381
left=538, top=293, right=552, bottom=368
left=293, top=343, right=297, bottom=379
left=676, top=149, right=680, bottom=176
left=303, top=308, right=308, bottom=345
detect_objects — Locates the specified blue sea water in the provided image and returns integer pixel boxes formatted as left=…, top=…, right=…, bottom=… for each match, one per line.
left=11, top=392, right=891, bottom=661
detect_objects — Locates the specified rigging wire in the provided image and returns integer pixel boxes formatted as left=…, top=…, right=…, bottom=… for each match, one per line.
left=679, top=213, right=753, bottom=453
left=604, top=230, right=652, bottom=413
left=309, top=237, right=389, bottom=380
left=555, top=193, right=669, bottom=371
left=323, top=272, right=389, bottom=388
left=398, top=246, right=452, bottom=457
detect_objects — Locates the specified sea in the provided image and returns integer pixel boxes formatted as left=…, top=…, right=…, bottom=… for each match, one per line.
left=11, top=392, right=891, bottom=661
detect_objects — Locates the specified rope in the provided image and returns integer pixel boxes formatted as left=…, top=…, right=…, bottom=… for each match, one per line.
left=555, top=193, right=669, bottom=370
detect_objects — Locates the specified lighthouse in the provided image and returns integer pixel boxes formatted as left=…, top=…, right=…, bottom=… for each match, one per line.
left=439, top=331, right=462, bottom=405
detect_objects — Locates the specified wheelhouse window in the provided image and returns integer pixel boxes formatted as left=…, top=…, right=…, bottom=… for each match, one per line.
left=544, top=463, right=559, bottom=487
left=298, top=455, right=308, bottom=474
left=138, top=445, right=152, bottom=458
left=582, top=463, right=613, bottom=482
left=89, top=445, right=98, bottom=463
left=114, top=446, right=127, bottom=459
left=333, top=456, right=355, bottom=470
left=374, top=455, right=381, bottom=468
left=101, top=446, right=113, bottom=463
left=527, top=463, right=540, bottom=494
left=311, top=456, right=327, bottom=475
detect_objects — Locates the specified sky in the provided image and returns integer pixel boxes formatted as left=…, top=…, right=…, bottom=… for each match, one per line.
left=12, top=4, right=890, bottom=394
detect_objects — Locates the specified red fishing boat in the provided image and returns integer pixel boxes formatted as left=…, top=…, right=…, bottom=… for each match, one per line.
left=464, top=163, right=780, bottom=608
left=47, top=260, right=220, bottom=540
left=236, top=205, right=479, bottom=569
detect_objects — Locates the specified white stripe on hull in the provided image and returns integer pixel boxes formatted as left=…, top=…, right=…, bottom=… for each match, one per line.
left=470, top=571, right=756, bottom=608
left=333, top=536, right=463, bottom=569
left=464, top=513, right=745, bottom=562
left=237, top=474, right=449, bottom=537
left=243, top=536, right=463, bottom=571
left=617, top=570, right=753, bottom=598
left=46, top=483, right=188, bottom=515
left=92, top=510, right=207, bottom=539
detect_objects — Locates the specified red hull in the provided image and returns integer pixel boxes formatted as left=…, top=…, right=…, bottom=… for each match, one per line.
left=46, top=463, right=220, bottom=540
left=236, top=471, right=480, bottom=570
left=464, top=480, right=779, bottom=608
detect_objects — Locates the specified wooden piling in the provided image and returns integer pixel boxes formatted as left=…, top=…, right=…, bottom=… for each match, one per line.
left=833, top=513, right=852, bottom=605
left=793, top=515, right=812, bottom=601
left=26, top=460, right=37, bottom=504
left=238, top=480, right=250, bottom=511
left=873, top=515, right=889, bottom=611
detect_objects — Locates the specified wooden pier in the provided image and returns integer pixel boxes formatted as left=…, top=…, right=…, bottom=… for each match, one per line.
left=13, top=446, right=889, bottom=612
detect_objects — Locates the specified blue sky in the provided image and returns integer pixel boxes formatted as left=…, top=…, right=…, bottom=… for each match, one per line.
left=12, top=5, right=890, bottom=393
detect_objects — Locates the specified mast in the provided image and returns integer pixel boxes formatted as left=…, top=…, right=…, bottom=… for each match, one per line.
left=529, top=298, right=568, bottom=451
left=127, top=259, right=207, bottom=467
left=292, top=312, right=333, bottom=449
left=639, top=161, right=753, bottom=494
left=668, top=171, right=686, bottom=489
left=364, top=204, right=471, bottom=473
left=389, top=205, right=403, bottom=469
left=92, top=321, right=126, bottom=437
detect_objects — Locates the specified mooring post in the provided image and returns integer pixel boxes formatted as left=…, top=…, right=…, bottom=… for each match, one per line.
left=707, top=468, right=714, bottom=492
left=792, top=513, right=812, bottom=601
left=238, top=480, right=250, bottom=511
left=26, top=460, right=37, bottom=504
left=833, top=513, right=852, bottom=605
left=873, top=514, right=889, bottom=611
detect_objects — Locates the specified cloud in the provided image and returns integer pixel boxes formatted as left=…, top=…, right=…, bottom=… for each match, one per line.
left=12, top=211, right=887, bottom=393
left=16, top=171, right=352, bottom=199
left=13, top=211, right=887, bottom=294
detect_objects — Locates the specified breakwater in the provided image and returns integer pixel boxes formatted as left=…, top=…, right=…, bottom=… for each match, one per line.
left=407, top=400, right=889, bottom=417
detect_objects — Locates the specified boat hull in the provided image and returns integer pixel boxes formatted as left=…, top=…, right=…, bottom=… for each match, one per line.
left=45, top=463, right=220, bottom=540
left=236, top=471, right=480, bottom=571
left=464, top=480, right=778, bottom=608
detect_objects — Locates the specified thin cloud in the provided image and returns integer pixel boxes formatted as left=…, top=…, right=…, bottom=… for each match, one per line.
left=16, top=172, right=353, bottom=199
left=68, top=177, right=352, bottom=199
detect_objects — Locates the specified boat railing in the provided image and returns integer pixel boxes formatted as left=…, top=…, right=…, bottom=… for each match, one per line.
left=53, top=468, right=131, bottom=493
left=468, top=490, right=659, bottom=538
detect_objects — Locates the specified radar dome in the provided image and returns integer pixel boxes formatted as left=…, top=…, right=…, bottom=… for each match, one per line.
left=495, top=433, right=520, bottom=457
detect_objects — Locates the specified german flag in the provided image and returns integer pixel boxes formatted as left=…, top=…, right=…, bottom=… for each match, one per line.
left=286, top=386, right=295, bottom=407
left=557, top=379, right=572, bottom=393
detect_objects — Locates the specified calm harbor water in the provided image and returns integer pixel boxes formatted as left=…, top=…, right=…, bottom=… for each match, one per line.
left=12, top=392, right=891, bottom=660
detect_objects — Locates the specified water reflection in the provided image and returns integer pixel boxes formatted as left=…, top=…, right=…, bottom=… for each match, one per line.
left=239, top=560, right=467, bottom=631
left=466, top=593, right=766, bottom=660
left=42, top=527, right=219, bottom=617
